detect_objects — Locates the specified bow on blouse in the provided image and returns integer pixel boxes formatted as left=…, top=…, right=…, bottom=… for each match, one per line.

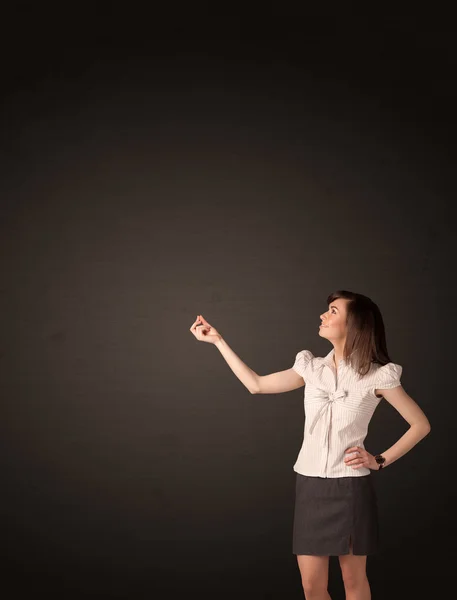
left=308, top=388, right=348, bottom=435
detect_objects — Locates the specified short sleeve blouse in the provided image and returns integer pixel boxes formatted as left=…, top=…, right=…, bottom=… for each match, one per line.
left=290, top=347, right=403, bottom=477
left=292, top=349, right=314, bottom=379
left=375, top=362, right=403, bottom=390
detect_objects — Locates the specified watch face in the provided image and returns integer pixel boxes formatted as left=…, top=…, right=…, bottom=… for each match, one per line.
left=376, top=455, right=386, bottom=464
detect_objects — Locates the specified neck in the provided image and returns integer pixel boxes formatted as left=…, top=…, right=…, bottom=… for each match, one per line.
left=332, top=342, right=346, bottom=367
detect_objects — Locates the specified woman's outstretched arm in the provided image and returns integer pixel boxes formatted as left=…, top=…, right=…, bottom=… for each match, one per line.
left=191, top=314, right=304, bottom=395
left=215, top=337, right=305, bottom=394
left=214, top=336, right=261, bottom=394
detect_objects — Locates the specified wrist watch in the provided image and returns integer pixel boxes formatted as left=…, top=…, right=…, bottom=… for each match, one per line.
left=374, top=454, right=386, bottom=470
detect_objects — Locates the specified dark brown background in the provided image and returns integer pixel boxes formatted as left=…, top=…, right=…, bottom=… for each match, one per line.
left=1, top=10, right=454, bottom=600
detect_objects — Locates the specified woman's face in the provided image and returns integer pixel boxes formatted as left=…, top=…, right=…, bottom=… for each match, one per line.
left=319, top=298, right=348, bottom=340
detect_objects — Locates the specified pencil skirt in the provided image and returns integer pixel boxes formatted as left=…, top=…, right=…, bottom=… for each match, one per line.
left=292, top=472, right=379, bottom=556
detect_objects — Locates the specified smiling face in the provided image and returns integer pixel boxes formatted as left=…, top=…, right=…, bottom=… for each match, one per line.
left=319, top=298, right=349, bottom=341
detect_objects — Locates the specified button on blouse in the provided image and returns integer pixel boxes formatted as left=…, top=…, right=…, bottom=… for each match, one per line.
left=291, top=348, right=403, bottom=478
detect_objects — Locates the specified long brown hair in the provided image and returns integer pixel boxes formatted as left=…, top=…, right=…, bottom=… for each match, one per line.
left=327, top=290, right=393, bottom=377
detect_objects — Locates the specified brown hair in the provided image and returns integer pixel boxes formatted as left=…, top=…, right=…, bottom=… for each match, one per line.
left=327, top=290, right=394, bottom=377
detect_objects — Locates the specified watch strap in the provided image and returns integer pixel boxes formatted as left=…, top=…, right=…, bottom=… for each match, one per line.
left=374, top=454, right=386, bottom=470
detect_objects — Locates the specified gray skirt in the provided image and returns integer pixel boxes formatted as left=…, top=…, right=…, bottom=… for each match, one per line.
left=292, top=472, right=379, bottom=556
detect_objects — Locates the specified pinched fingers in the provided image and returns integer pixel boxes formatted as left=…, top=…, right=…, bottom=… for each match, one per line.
left=189, top=315, right=202, bottom=335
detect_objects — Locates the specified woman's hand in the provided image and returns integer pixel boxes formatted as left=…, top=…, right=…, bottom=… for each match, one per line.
left=344, top=446, right=379, bottom=470
left=189, top=314, right=222, bottom=345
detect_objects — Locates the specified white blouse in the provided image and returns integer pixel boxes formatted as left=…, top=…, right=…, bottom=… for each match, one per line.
left=292, top=348, right=403, bottom=478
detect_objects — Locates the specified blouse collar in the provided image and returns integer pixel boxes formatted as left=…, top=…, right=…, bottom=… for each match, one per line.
left=321, top=348, right=357, bottom=368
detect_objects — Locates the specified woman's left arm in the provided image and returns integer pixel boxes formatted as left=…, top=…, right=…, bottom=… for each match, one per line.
left=373, top=386, right=431, bottom=468
left=345, top=386, right=431, bottom=470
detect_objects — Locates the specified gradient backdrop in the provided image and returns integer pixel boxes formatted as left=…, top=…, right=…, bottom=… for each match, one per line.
left=1, top=13, right=454, bottom=600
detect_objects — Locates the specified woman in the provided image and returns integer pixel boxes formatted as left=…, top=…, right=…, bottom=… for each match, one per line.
left=189, top=290, right=431, bottom=600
